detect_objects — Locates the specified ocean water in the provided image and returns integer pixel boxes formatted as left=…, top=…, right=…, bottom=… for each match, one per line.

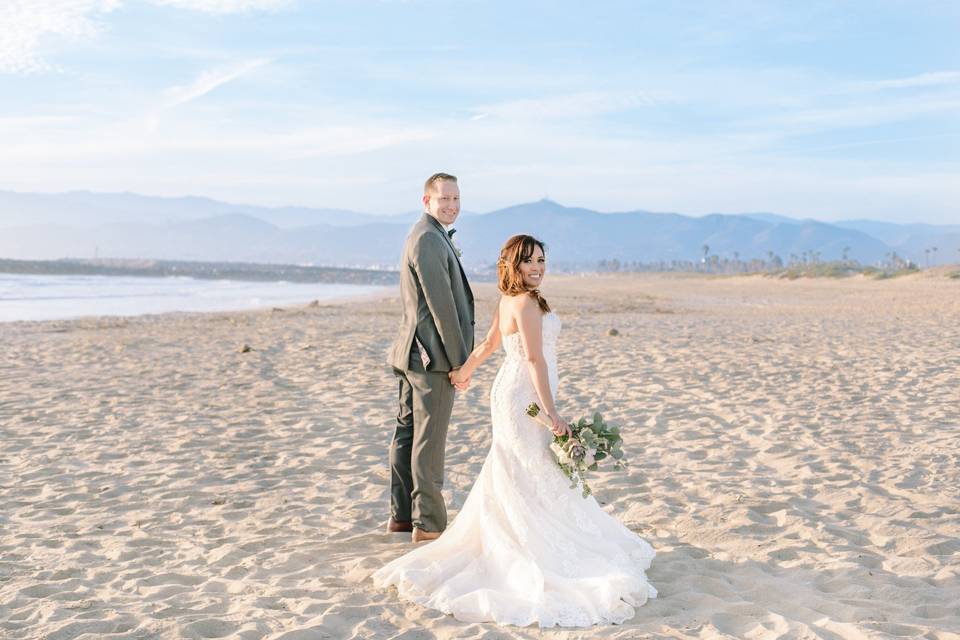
left=0, top=274, right=392, bottom=322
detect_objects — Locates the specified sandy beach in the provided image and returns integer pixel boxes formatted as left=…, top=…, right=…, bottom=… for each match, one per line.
left=1, top=272, right=958, bottom=640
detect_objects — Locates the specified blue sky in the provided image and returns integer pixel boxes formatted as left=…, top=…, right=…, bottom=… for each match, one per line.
left=1, top=0, right=958, bottom=223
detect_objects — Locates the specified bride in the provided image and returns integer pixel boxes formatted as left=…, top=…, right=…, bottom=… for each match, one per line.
left=372, top=234, right=657, bottom=628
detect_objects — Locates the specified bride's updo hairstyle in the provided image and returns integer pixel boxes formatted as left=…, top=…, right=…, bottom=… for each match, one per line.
left=498, top=234, right=551, bottom=313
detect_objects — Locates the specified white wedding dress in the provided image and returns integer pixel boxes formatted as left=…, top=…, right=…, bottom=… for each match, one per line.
left=372, top=312, right=657, bottom=628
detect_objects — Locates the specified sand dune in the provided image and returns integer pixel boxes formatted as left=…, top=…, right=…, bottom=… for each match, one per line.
left=1, top=273, right=958, bottom=639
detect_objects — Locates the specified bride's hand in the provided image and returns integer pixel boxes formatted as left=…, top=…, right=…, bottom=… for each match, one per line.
left=549, top=414, right=572, bottom=438
left=449, top=368, right=471, bottom=390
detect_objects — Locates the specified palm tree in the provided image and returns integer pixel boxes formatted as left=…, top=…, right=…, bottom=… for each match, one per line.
left=925, top=248, right=931, bottom=268
left=842, top=246, right=850, bottom=263
left=932, top=246, right=939, bottom=266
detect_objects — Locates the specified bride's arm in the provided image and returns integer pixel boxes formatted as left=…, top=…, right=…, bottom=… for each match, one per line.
left=516, top=296, right=565, bottom=434
left=451, top=299, right=502, bottom=384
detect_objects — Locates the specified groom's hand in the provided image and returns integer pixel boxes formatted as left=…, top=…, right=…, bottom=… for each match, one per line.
left=449, top=368, right=471, bottom=390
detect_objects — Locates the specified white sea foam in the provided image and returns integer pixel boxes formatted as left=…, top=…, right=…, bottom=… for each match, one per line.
left=0, top=274, right=390, bottom=322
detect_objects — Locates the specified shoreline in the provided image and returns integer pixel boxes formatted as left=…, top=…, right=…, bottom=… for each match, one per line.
left=0, top=257, right=401, bottom=285
left=4, top=268, right=959, bottom=327
left=0, top=275, right=395, bottom=325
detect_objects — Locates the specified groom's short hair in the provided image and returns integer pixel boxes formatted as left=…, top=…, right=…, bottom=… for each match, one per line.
left=424, top=172, right=457, bottom=195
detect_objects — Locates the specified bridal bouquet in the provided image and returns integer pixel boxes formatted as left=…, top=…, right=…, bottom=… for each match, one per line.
left=526, top=403, right=626, bottom=498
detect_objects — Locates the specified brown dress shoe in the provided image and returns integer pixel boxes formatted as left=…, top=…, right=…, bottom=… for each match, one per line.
left=388, top=517, right=413, bottom=533
left=412, top=527, right=442, bottom=543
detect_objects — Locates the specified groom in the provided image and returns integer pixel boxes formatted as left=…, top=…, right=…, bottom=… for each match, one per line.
left=387, top=172, right=475, bottom=543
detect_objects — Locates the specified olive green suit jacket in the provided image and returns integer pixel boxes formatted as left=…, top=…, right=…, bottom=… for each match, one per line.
left=389, top=213, right=475, bottom=372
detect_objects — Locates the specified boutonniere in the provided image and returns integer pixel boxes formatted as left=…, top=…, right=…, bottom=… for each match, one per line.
left=448, top=228, right=462, bottom=258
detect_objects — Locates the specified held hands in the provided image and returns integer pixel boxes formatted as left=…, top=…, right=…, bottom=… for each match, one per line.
left=449, top=368, right=471, bottom=391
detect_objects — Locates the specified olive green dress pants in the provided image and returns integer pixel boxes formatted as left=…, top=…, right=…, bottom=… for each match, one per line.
left=389, top=351, right=455, bottom=532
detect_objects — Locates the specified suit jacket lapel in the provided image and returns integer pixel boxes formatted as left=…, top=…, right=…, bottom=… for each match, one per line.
left=422, top=213, right=459, bottom=256
left=422, top=215, right=474, bottom=311
left=422, top=213, right=469, bottom=279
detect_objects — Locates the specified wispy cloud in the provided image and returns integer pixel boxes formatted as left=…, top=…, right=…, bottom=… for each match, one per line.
left=162, top=58, right=271, bottom=109
left=2, top=121, right=436, bottom=160
left=0, top=0, right=120, bottom=73
left=862, top=70, right=960, bottom=91
left=0, top=115, right=80, bottom=129
left=470, top=91, right=675, bottom=122
left=0, top=0, right=290, bottom=74
left=150, top=0, right=293, bottom=14
left=1, top=104, right=954, bottom=222
left=143, top=58, right=271, bottom=131
left=743, top=99, right=960, bottom=136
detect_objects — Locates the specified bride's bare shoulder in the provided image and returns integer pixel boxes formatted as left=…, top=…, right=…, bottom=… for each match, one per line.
left=501, top=292, right=537, bottom=312
left=503, top=295, right=544, bottom=328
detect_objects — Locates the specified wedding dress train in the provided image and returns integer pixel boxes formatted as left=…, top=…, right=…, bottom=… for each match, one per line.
left=372, top=312, right=657, bottom=627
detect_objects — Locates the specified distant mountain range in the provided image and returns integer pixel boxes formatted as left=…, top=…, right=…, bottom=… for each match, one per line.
left=1, top=190, right=957, bottom=270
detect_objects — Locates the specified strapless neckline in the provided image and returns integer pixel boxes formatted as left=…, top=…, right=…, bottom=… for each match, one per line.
left=502, top=311, right=559, bottom=341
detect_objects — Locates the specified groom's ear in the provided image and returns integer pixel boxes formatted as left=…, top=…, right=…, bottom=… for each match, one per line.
left=422, top=192, right=431, bottom=209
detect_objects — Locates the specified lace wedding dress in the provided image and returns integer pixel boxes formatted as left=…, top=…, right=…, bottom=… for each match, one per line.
left=372, top=312, right=657, bottom=627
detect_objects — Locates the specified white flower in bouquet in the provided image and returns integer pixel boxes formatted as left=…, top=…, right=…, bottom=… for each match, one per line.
left=566, top=440, right=586, bottom=461
left=549, top=441, right=571, bottom=465
left=583, top=451, right=596, bottom=468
